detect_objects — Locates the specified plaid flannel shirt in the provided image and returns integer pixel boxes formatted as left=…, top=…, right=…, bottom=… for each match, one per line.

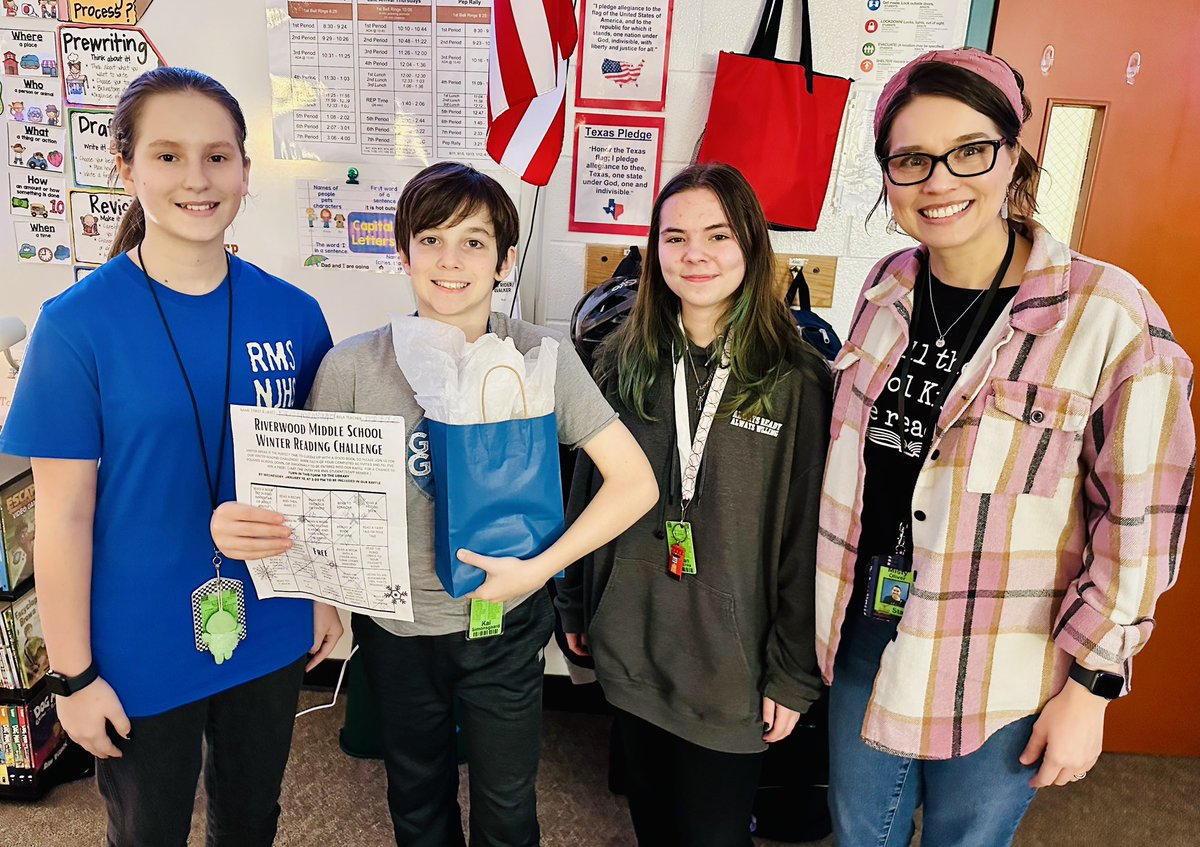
left=816, top=223, right=1195, bottom=759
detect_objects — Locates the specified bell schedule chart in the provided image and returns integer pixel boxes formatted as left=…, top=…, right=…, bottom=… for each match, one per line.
left=268, top=0, right=491, bottom=164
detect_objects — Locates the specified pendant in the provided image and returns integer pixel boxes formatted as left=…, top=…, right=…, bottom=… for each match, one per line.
left=935, top=337, right=946, bottom=348
left=191, top=576, right=247, bottom=665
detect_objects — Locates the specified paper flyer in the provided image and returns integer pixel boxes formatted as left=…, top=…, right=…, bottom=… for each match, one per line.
left=68, top=187, right=130, bottom=265
left=13, top=217, right=70, bottom=263
left=231, top=405, right=414, bottom=621
left=7, top=121, right=65, bottom=172
left=856, top=0, right=968, bottom=81
left=569, top=112, right=663, bottom=235
left=66, top=108, right=112, bottom=187
left=57, top=24, right=164, bottom=109
left=575, top=0, right=673, bottom=111
left=8, top=169, right=65, bottom=218
left=3, top=75, right=61, bottom=123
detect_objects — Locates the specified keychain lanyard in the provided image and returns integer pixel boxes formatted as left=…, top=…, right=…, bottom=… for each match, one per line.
left=139, top=243, right=234, bottom=581
left=672, top=321, right=731, bottom=516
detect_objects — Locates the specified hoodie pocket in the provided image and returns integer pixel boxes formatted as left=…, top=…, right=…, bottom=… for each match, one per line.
left=588, top=558, right=758, bottom=724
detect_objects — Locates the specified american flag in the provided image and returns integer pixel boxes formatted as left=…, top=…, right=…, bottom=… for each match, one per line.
left=486, top=0, right=577, bottom=186
left=601, top=58, right=644, bottom=86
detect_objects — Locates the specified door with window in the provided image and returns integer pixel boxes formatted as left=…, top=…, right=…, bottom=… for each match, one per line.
left=992, top=0, right=1200, bottom=755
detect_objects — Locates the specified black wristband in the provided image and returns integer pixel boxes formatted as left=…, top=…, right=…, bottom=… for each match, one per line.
left=45, top=661, right=100, bottom=696
left=1068, top=661, right=1124, bottom=700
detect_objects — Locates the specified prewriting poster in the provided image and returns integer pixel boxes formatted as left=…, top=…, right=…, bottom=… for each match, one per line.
left=575, top=0, right=672, bottom=111
left=3, top=75, right=60, bottom=123
left=267, top=0, right=493, bottom=164
left=856, top=0, right=967, bottom=80
left=68, top=187, right=131, bottom=265
left=8, top=169, right=65, bottom=217
left=569, top=112, right=663, bottom=236
left=13, top=217, right=70, bottom=263
left=7, top=121, right=65, bottom=171
left=0, top=26, right=59, bottom=77
left=58, top=24, right=164, bottom=109
left=67, top=108, right=113, bottom=187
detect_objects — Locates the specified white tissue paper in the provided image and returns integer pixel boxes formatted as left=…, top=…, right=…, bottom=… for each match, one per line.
left=391, top=315, right=558, bottom=424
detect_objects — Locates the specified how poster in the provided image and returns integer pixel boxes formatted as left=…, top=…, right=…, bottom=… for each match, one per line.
left=575, top=0, right=672, bottom=111
left=57, top=24, right=163, bottom=108
left=68, top=187, right=130, bottom=264
left=3, top=75, right=60, bottom=122
left=7, top=121, right=65, bottom=171
left=0, top=26, right=59, bottom=77
left=13, top=217, right=70, bottom=263
left=569, top=112, right=663, bottom=236
left=8, top=169, right=64, bottom=217
left=67, top=107, right=112, bottom=187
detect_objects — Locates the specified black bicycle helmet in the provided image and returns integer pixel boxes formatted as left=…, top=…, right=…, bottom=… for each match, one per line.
left=570, top=246, right=641, bottom=372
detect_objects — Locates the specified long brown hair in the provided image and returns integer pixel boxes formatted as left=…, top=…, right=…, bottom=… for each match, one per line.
left=596, top=163, right=801, bottom=421
left=107, top=67, right=248, bottom=259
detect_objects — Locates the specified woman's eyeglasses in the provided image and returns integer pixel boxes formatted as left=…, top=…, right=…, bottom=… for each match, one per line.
left=879, top=139, right=1010, bottom=186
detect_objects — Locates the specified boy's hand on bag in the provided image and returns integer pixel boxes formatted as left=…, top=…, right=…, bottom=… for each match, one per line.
left=210, top=501, right=293, bottom=560
left=459, top=549, right=551, bottom=603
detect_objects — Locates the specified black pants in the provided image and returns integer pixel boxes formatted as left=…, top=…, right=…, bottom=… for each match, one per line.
left=352, top=589, right=554, bottom=847
left=614, top=709, right=765, bottom=847
left=96, top=655, right=306, bottom=847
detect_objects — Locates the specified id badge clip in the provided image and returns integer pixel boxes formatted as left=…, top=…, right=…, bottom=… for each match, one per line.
left=665, top=520, right=697, bottom=579
left=864, top=525, right=915, bottom=621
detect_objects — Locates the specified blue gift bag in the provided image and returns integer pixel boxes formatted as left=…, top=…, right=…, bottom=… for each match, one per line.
left=426, top=413, right=565, bottom=598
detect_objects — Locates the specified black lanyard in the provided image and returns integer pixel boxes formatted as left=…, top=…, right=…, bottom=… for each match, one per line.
left=138, top=243, right=234, bottom=512
left=895, top=227, right=1016, bottom=456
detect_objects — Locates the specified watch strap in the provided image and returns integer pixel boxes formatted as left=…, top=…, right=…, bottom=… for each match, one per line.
left=1068, top=660, right=1124, bottom=700
left=47, top=661, right=100, bottom=696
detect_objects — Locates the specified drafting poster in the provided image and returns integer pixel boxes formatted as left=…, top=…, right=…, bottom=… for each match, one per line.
left=1, top=26, right=60, bottom=78
left=575, top=0, right=672, bottom=111
left=7, top=121, right=65, bottom=171
left=67, top=107, right=112, bottom=188
left=68, top=187, right=130, bottom=265
left=267, top=0, right=492, bottom=164
left=3, top=75, right=60, bottom=123
left=57, top=24, right=164, bottom=108
left=231, top=405, right=414, bottom=620
left=569, top=112, right=663, bottom=235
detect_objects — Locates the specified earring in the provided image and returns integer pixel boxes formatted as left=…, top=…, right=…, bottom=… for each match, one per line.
left=1000, top=196, right=1010, bottom=220
left=886, top=216, right=899, bottom=235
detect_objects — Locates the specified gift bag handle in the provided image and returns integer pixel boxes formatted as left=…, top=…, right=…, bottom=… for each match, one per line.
left=481, top=364, right=529, bottom=423
left=749, top=0, right=815, bottom=94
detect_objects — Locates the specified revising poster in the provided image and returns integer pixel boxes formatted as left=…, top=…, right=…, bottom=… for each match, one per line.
left=68, top=187, right=131, bottom=265
left=67, top=107, right=113, bottom=187
left=57, top=24, right=164, bottom=108
left=575, top=0, right=673, bottom=111
left=569, top=112, right=663, bottom=236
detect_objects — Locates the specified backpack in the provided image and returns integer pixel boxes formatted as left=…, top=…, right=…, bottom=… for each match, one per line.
left=786, top=265, right=842, bottom=360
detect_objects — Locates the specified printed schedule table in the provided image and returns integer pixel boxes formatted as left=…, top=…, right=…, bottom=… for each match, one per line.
left=271, top=0, right=492, bottom=164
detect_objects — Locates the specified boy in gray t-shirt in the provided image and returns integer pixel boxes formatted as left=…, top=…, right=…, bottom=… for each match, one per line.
left=213, top=162, right=656, bottom=846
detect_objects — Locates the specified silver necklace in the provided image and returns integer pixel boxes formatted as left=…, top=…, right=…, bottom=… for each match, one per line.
left=685, top=346, right=716, bottom=413
left=926, top=264, right=987, bottom=348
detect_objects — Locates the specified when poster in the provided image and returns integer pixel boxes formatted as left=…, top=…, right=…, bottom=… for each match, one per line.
left=57, top=24, right=164, bottom=108
left=569, top=112, right=663, bottom=235
left=13, top=217, right=70, bottom=263
left=575, top=0, right=672, bottom=111
left=67, top=107, right=112, bottom=187
left=68, top=187, right=131, bottom=265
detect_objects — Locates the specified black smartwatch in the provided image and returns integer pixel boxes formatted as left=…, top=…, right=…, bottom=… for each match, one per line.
left=1068, top=661, right=1124, bottom=700
left=45, top=661, right=100, bottom=697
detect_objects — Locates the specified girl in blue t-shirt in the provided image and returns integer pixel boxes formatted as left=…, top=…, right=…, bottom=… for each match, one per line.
left=0, top=68, right=339, bottom=843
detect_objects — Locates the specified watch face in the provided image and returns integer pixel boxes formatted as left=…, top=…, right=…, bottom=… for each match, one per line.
left=1093, top=672, right=1124, bottom=699
left=45, top=672, right=71, bottom=696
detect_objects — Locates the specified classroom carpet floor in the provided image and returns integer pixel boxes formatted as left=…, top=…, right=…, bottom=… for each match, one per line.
left=2, top=689, right=1197, bottom=846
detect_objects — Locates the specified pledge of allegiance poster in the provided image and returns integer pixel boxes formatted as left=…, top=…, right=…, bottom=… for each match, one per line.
left=575, top=0, right=673, bottom=111
left=569, top=112, right=663, bottom=236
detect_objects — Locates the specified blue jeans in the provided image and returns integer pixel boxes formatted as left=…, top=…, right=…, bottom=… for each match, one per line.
left=828, top=615, right=1038, bottom=847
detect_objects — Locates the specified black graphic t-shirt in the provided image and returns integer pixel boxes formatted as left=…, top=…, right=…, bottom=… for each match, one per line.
left=854, top=262, right=1019, bottom=595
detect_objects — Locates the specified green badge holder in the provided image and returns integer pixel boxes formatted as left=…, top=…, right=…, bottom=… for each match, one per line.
left=191, top=577, right=247, bottom=664
left=467, top=599, right=504, bottom=640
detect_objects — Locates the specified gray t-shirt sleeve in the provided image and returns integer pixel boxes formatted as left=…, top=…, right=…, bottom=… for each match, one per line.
left=554, top=338, right=618, bottom=449
left=304, top=346, right=355, bottom=413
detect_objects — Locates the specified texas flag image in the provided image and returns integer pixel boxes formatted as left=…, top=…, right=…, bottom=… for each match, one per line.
left=601, top=58, right=645, bottom=87
left=602, top=198, right=624, bottom=220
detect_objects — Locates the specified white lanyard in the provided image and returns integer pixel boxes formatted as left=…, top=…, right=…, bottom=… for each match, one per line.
left=673, top=329, right=731, bottom=512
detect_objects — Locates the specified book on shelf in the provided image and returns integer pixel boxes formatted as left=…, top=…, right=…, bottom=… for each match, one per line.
left=0, top=469, right=34, bottom=593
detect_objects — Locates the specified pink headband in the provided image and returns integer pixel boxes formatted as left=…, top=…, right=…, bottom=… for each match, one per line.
left=873, top=48, right=1024, bottom=137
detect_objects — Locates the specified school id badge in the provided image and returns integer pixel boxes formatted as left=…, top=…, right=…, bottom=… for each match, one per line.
left=864, top=554, right=914, bottom=622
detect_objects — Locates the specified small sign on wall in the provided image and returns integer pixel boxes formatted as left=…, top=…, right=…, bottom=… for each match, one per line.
left=569, top=112, right=663, bottom=237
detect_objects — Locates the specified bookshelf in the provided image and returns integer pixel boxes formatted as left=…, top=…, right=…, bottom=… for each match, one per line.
left=0, top=453, right=94, bottom=800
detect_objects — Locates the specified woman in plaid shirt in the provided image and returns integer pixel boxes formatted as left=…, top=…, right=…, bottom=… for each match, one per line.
left=817, top=49, right=1194, bottom=845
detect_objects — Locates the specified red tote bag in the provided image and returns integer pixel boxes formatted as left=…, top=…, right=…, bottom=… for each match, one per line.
left=696, top=0, right=852, bottom=231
